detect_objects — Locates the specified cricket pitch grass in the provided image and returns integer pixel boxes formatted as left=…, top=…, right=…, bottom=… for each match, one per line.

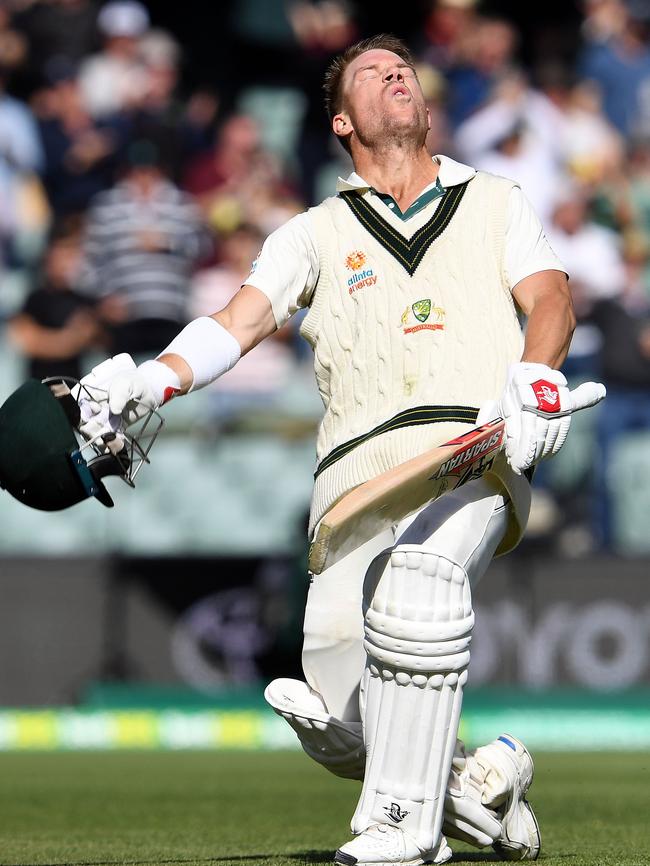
left=0, top=751, right=648, bottom=866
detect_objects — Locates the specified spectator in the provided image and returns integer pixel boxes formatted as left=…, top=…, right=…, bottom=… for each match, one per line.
left=578, top=0, right=650, bottom=138
left=79, top=139, right=211, bottom=357
left=418, top=0, right=479, bottom=74
left=38, top=58, right=126, bottom=217
left=7, top=218, right=99, bottom=381
left=455, top=70, right=564, bottom=225
left=122, top=29, right=218, bottom=181
left=183, top=114, right=302, bottom=236
left=543, top=185, right=644, bottom=550
left=580, top=0, right=628, bottom=44
left=0, top=67, right=45, bottom=270
left=590, top=273, right=650, bottom=548
left=78, top=0, right=150, bottom=118
left=444, top=16, right=519, bottom=128
left=561, top=79, right=624, bottom=185
left=0, top=1, right=28, bottom=81
left=289, top=0, right=358, bottom=204
left=417, top=62, right=453, bottom=157
left=546, top=185, right=626, bottom=377
left=590, top=137, right=650, bottom=272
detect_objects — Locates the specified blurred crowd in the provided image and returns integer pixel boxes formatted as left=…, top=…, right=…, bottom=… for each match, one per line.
left=2, top=0, right=650, bottom=552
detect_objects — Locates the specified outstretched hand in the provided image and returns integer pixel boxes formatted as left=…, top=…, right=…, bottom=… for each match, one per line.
left=498, top=362, right=606, bottom=475
left=75, top=354, right=180, bottom=443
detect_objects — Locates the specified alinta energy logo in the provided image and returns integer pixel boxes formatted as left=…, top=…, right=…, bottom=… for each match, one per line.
left=345, top=249, right=377, bottom=295
left=400, top=298, right=446, bottom=334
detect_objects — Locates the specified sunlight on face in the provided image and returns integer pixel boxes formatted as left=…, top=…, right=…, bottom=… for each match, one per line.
left=339, top=49, right=428, bottom=148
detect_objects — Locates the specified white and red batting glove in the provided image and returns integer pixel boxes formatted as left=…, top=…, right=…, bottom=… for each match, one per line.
left=76, top=354, right=180, bottom=442
left=499, top=362, right=606, bottom=475
left=106, top=359, right=180, bottom=424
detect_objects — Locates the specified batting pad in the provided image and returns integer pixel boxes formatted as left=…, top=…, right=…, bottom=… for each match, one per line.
left=352, top=547, right=473, bottom=853
left=264, top=678, right=365, bottom=780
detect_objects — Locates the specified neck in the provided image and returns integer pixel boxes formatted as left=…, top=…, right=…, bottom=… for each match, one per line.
left=351, top=146, right=439, bottom=210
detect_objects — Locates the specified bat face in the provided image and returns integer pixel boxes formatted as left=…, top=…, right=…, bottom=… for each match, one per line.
left=433, top=421, right=504, bottom=480
left=308, top=419, right=506, bottom=574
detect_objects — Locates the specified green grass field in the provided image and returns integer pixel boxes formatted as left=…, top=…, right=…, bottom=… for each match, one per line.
left=0, top=751, right=648, bottom=866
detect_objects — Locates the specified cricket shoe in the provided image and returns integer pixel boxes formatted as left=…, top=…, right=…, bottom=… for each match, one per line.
left=474, top=734, right=541, bottom=861
left=334, top=824, right=452, bottom=866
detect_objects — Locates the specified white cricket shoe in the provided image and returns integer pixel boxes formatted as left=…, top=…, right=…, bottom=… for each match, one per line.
left=476, top=734, right=541, bottom=861
left=334, top=824, right=452, bottom=866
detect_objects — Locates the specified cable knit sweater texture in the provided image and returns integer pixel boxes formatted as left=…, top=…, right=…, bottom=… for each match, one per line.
left=301, top=171, right=530, bottom=549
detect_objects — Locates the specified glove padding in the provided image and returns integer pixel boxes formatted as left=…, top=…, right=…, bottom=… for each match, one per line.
left=75, top=353, right=138, bottom=443
left=498, top=362, right=606, bottom=475
left=107, top=361, right=163, bottom=426
left=76, top=355, right=179, bottom=442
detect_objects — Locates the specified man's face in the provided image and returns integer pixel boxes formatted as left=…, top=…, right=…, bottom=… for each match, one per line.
left=334, top=49, right=429, bottom=149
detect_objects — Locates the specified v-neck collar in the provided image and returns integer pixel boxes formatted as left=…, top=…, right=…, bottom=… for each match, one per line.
left=339, top=180, right=470, bottom=276
left=336, top=154, right=476, bottom=194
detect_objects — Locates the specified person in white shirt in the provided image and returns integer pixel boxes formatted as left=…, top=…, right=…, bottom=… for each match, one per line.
left=77, top=34, right=604, bottom=866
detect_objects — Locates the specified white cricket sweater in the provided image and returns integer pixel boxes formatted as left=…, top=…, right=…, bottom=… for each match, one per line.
left=300, top=171, right=530, bottom=551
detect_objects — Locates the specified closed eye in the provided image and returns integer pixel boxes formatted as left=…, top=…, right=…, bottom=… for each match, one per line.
left=357, top=65, right=379, bottom=79
left=397, top=64, right=416, bottom=76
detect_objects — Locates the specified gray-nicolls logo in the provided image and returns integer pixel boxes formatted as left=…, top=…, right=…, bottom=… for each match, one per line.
left=384, top=802, right=409, bottom=823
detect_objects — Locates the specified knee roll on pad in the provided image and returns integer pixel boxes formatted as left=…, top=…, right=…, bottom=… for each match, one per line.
left=264, top=678, right=364, bottom=780
left=353, top=548, right=474, bottom=854
left=363, top=547, right=474, bottom=672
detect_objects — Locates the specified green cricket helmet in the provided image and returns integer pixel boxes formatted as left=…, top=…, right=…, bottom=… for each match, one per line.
left=0, top=377, right=162, bottom=512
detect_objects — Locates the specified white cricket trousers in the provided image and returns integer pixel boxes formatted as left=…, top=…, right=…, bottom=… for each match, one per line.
left=302, top=475, right=510, bottom=721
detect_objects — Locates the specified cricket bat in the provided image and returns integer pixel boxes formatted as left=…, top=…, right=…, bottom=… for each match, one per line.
left=308, top=381, right=606, bottom=574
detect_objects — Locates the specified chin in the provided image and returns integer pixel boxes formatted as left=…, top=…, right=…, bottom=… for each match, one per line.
left=384, top=114, right=426, bottom=138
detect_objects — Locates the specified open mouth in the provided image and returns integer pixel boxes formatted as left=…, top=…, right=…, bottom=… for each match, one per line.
left=390, top=84, right=410, bottom=98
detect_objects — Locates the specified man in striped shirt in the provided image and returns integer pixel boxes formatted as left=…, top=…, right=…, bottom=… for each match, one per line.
left=79, top=139, right=211, bottom=356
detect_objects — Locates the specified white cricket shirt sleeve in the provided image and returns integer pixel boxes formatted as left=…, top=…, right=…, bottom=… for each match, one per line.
left=243, top=211, right=319, bottom=328
left=505, top=186, right=567, bottom=289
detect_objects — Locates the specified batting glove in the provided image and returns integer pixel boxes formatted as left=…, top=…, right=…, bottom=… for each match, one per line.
left=76, top=355, right=180, bottom=442
left=75, top=353, right=137, bottom=442
left=499, top=362, right=606, bottom=475
left=107, top=360, right=180, bottom=425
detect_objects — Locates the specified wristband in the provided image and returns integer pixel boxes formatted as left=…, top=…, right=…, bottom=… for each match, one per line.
left=158, top=316, right=242, bottom=392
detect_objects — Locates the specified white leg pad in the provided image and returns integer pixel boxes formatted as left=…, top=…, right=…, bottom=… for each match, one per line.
left=352, top=547, right=474, bottom=854
left=264, top=678, right=365, bottom=780
left=266, top=678, right=504, bottom=847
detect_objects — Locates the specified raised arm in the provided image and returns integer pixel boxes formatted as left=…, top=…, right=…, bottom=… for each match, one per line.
left=76, top=210, right=318, bottom=440
left=158, top=284, right=278, bottom=393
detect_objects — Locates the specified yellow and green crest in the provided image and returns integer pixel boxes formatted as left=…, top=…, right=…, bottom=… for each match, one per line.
left=412, top=299, right=431, bottom=323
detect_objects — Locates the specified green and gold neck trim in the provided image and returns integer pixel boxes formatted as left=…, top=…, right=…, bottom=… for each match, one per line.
left=339, top=181, right=469, bottom=276
left=314, top=403, right=479, bottom=478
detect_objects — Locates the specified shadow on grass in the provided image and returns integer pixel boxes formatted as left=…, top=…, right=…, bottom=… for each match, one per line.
left=291, top=853, right=501, bottom=864
left=0, top=857, right=291, bottom=866
left=2, top=850, right=578, bottom=866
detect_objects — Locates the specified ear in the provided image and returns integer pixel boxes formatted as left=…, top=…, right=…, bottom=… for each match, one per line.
left=332, top=111, right=352, bottom=141
left=426, top=106, right=431, bottom=133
